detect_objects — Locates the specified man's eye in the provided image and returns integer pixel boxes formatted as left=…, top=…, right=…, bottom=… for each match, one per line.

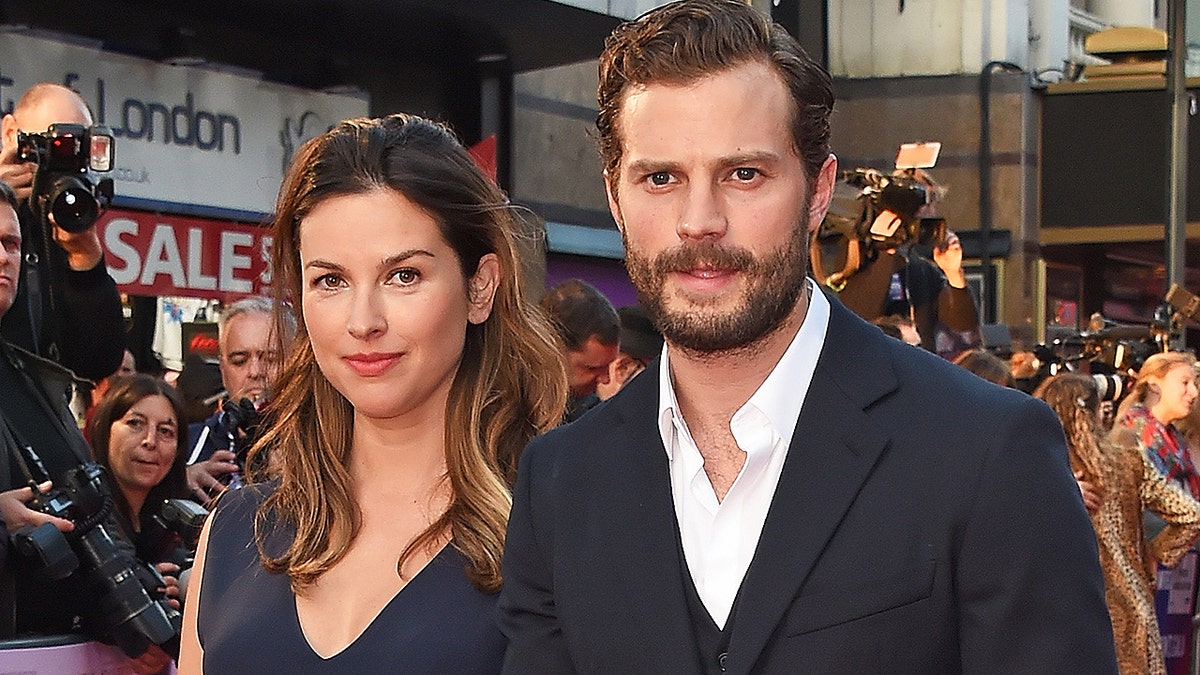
left=649, top=172, right=672, bottom=186
left=734, top=167, right=759, bottom=181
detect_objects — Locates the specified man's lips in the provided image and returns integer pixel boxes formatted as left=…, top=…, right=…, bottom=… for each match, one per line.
left=342, top=352, right=403, bottom=377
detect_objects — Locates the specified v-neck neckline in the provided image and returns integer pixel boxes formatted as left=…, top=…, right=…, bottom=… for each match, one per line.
left=294, top=542, right=453, bottom=660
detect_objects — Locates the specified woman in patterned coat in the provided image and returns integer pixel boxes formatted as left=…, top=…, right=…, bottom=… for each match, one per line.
left=1037, top=373, right=1200, bottom=675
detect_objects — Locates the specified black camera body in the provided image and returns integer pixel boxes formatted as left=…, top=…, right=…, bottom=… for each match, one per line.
left=9, top=462, right=180, bottom=658
left=842, top=168, right=946, bottom=251
left=16, top=123, right=114, bottom=233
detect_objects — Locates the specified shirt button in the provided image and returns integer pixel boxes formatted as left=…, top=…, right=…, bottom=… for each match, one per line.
left=718, top=652, right=728, bottom=672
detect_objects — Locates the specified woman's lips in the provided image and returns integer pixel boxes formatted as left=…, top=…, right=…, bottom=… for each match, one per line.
left=342, top=352, right=403, bottom=377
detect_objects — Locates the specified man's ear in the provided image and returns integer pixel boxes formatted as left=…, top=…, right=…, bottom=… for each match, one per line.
left=806, top=154, right=839, bottom=235
left=1, top=114, right=18, bottom=152
left=604, top=169, right=624, bottom=234
left=467, top=253, right=500, bottom=325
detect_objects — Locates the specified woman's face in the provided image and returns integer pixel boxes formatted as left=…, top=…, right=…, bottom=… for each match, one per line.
left=299, top=189, right=498, bottom=424
left=106, top=394, right=179, bottom=496
left=1150, top=363, right=1199, bottom=424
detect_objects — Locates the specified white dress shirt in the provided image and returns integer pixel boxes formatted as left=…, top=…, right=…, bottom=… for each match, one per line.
left=657, top=279, right=830, bottom=628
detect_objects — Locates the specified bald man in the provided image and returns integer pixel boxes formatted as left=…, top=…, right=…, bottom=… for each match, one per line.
left=0, top=83, right=124, bottom=380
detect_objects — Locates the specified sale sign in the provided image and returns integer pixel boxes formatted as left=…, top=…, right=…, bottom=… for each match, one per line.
left=97, top=208, right=272, bottom=300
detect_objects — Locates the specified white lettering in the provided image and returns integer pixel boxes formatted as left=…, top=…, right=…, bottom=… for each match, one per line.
left=139, top=224, right=187, bottom=288
left=186, top=228, right=217, bottom=290
left=104, top=218, right=142, bottom=285
left=219, top=230, right=253, bottom=293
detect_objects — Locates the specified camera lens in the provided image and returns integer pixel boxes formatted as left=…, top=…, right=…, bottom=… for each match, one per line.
left=1091, top=374, right=1126, bottom=402
left=46, top=175, right=99, bottom=233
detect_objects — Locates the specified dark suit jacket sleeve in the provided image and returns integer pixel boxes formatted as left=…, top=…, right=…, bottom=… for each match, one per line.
left=499, top=437, right=575, bottom=673
left=956, top=396, right=1117, bottom=673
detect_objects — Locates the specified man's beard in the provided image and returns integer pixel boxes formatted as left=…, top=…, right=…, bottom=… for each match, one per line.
left=623, top=221, right=811, bottom=355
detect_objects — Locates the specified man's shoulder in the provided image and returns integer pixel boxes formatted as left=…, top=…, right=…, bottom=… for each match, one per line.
left=523, top=378, right=655, bottom=471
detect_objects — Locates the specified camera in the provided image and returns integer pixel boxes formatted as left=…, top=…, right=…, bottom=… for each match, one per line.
left=16, top=123, right=114, bottom=233
left=812, top=142, right=948, bottom=291
left=154, top=498, right=209, bottom=567
left=9, top=462, right=180, bottom=658
left=842, top=168, right=947, bottom=251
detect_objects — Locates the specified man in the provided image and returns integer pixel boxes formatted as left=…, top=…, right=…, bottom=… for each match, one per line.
left=596, top=304, right=662, bottom=401
left=498, top=2, right=1117, bottom=673
left=0, top=180, right=169, bottom=673
left=539, top=278, right=619, bottom=421
left=0, top=83, right=125, bottom=381
left=185, top=296, right=293, bottom=500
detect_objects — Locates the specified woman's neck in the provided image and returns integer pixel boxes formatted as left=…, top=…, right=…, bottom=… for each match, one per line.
left=123, top=487, right=149, bottom=531
left=349, top=408, right=448, bottom=493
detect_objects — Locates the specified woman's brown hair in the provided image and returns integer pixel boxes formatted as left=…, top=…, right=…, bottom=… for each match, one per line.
left=251, top=114, right=567, bottom=593
left=1034, top=373, right=1109, bottom=492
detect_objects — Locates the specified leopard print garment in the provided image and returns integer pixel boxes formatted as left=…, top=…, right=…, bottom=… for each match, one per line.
left=1087, top=432, right=1200, bottom=675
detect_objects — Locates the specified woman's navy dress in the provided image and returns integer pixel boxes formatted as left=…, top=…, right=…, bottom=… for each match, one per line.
left=196, top=485, right=505, bottom=673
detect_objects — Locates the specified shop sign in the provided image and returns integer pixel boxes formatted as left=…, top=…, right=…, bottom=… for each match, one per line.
left=98, top=209, right=270, bottom=300
left=0, top=28, right=369, bottom=216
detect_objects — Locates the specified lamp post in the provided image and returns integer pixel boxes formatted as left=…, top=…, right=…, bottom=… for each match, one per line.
left=1167, top=0, right=1187, bottom=350
left=979, top=60, right=1022, bottom=324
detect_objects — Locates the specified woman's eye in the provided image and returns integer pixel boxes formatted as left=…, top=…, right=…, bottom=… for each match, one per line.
left=315, top=274, right=342, bottom=289
left=125, top=418, right=144, bottom=430
left=392, top=269, right=419, bottom=285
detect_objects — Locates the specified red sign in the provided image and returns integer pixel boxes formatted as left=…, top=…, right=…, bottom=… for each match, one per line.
left=98, top=208, right=272, bottom=300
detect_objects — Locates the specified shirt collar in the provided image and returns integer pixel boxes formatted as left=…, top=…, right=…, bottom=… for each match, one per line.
left=658, top=278, right=831, bottom=460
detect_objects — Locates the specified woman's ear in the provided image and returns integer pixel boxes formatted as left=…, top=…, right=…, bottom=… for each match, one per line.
left=467, top=253, right=500, bottom=325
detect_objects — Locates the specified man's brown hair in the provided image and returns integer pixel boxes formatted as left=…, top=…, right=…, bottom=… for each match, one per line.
left=596, top=0, right=834, bottom=191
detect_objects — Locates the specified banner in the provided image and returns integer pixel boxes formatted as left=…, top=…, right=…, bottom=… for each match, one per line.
left=97, top=208, right=270, bottom=301
left=0, top=28, right=369, bottom=217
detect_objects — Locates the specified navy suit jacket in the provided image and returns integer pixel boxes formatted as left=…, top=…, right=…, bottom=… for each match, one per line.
left=498, top=292, right=1117, bottom=674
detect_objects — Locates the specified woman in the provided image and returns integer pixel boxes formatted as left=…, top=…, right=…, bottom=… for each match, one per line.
left=1037, top=373, right=1200, bottom=675
left=179, top=114, right=567, bottom=673
left=90, top=374, right=192, bottom=675
left=1113, top=352, right=1200, bottom=499
left=89, top=374, right=191, bottom=589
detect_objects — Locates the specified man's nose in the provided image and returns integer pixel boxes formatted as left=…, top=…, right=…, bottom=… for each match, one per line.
left=676, top=182, right=727, bottom=241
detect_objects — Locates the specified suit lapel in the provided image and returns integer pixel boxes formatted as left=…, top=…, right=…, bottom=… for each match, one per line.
left=602, top=366, right=703, bottom=671
left=724, top=297, right=897, bottom=675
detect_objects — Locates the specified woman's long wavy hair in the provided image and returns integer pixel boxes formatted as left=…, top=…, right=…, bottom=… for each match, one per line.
left=89, top=374, right=190, bottom=525
left=249, top=114, right=568, bottom=593
left=1114, top=351, right=1198, bottom=427
left=1034, top=373, right=1110, bottom=492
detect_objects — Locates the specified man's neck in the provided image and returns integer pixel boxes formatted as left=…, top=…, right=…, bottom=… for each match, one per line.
left=669, top=287, right=810, bottom=427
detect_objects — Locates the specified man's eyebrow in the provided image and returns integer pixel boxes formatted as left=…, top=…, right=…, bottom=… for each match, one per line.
left=624, top=158, right=683, bottom=176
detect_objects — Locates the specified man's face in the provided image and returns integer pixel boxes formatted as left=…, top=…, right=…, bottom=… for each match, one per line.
left=566, top=335, right=619, bottom=398
left=0, top=204, right=20, bottom=318
left=606, top=60, right=836, bottom=354
left=219, top=310, right=279, bottom=402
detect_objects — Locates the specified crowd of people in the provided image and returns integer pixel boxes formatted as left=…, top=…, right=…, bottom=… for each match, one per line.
left=0, top=0, right=1198, bottom=673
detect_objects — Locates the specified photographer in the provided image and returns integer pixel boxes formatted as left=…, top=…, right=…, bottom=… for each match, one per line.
left=184, top=297, right=294, bottom=501
left=813, top=168, right=981, bottom=357
left=0, top=181, right=171, bottom=674
left=0, top=83, right=124, bottom=381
